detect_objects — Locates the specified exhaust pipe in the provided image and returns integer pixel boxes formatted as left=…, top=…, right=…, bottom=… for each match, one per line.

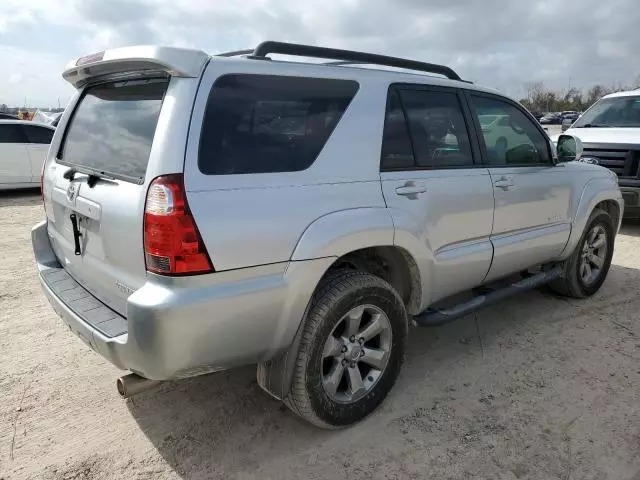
left=116, top=373, right=161, bottom=399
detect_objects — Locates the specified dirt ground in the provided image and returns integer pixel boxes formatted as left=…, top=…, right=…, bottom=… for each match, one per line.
left=1, top=189, right=639, bottom=480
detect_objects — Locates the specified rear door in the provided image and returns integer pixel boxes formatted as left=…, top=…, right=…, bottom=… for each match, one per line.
left=0, top=124, right=31, bottom=184
left=22, top=124, right=54, bottom=182
left=466, top=92, right=573, bottom=282
left=44, top=78, right=171, bottom=315
left=380, top=85, right=495, bottom=304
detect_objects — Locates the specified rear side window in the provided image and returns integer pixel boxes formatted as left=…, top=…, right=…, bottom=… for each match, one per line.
left=0, top=124, right=26, bottom=143
left=400, top=89, right=474, bottom=168
left=199, top=75, right=359, bottom=175
left=59, top=78, right=168, bottom=183
left=381, top=90, right=414, bottom=169
left=23, top=125, right=54, bottom=144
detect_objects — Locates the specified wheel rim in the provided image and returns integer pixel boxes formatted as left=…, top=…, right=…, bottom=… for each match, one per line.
left=321, top=304, right=392, bottom=404
left=579, top=225, right=608, bottom=286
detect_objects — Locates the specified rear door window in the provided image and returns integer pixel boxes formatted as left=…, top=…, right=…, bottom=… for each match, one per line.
left=23, top=125, right=54, bottom=144
left=0, top=124, right=27, bottom=143
left=198, top=74, right=359, bottom=175
left=58, top=78, right=168, bottom=183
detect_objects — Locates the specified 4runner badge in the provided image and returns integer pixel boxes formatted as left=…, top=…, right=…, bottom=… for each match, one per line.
left=66, top=182, right=80, bottom=203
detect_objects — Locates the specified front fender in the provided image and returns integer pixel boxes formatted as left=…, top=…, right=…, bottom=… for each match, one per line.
left=290, top=208, right=395, bottom=261
left=560, top=176, right=623, bottom=259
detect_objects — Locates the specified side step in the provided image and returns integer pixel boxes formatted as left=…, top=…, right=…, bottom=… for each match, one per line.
left=413, top=265, right=564, bottom=327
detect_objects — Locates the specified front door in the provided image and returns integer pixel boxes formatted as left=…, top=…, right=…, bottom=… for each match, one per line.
left=0, top=124, right=31, bottom=185
left=380, top=86, right=495, bottom=306
left=467, top=93, right=573, bottom=282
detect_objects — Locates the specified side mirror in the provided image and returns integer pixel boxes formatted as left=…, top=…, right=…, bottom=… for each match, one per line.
left=556, top=134, right=583, bottom=162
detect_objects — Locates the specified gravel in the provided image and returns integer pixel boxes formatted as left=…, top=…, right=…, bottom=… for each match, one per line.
left=1, top=189, right=639, bottom=480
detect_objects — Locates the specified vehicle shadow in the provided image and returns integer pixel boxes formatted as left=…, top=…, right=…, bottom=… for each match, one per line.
left=127, top=262, right=640, bottom=479
left=0, top=188, right=41, bottom=208
left=620, top=220, right=640, bottom=237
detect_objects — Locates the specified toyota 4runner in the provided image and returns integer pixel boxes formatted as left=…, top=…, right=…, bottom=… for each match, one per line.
left=33, top=42, right=623, bottom=428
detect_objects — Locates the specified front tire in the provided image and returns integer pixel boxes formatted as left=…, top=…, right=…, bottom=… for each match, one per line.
left=549, top=208, right=615, bottom=298
left=284, top=271, right=407, bottom=428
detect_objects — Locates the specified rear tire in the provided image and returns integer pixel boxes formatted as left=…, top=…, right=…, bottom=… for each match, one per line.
left=549, top=208, right=614, bottom=298
left=284, top=271, right=407, bottom=428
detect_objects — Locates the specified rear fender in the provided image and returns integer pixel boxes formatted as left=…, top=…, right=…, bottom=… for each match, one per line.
left=258, top=208, right=396, bottom=400
left=290, top=208, right=394, bottom=261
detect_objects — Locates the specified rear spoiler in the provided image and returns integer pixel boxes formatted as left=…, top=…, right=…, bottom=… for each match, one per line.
left=62, top=45, right=210, bottom=89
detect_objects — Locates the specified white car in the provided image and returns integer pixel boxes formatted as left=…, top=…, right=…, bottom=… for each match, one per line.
left=0, top=120, right=55, bottom=189
left=478, top=114, right=530, bottom=160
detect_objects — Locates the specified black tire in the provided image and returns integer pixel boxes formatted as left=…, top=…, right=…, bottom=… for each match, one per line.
left=549, top=208, right=615, bottom=298
left=284, top=271, right=407, bottom=428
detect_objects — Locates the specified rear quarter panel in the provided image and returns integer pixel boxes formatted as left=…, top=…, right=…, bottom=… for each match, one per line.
left=184, top=58, right=391, bottom=270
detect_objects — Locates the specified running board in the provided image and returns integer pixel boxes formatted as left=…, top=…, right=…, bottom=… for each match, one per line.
left=413, top=265, right=564, bottom=327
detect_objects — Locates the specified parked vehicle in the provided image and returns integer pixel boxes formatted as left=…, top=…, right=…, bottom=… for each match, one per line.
left=565, top=89, right=640, bottom=218
left=540, top=112, right=562, bottom=124
left=528, top=110, right=544, bottom=122
left=478, top=114, right=532, bottom=157
left=0, top=120, right=55, bottom=189
left=33, top=42, right=623, bottom=428
left=0, top=112, right=18, bottom=120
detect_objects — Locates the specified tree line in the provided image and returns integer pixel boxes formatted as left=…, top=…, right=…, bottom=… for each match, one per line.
left=519, top=79, right=640, bottom=113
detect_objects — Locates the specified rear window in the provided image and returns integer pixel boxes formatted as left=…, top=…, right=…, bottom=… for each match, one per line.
left=24, top=125, right=54, bottom=144
left=198, top=74, right=359, bottom=175
left=58, top=78, right=168, bottom=183
left=0, top=124, right=26, bottom=143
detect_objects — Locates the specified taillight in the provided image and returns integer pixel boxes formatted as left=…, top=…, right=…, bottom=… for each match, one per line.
left=143, top=174, right=214, bottom=275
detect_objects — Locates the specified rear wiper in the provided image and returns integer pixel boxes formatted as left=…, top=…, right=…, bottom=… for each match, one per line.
left=62, top=167, right=112, bottom=188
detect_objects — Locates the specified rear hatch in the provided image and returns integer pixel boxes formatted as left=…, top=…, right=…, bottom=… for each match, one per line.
left=44, top=78, right=168, bottom=316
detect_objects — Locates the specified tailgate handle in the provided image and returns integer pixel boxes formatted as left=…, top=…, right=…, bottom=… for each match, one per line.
left=69, top=213, right=82, bottom=256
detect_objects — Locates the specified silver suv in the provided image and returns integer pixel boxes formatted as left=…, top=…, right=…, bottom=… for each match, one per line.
left=33, top=42, right=623, bottom=428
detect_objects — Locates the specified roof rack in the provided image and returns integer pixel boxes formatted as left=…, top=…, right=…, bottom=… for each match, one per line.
left=216, top=49, right=253, bottom=57
left=249, top=41, right=462, bottom=81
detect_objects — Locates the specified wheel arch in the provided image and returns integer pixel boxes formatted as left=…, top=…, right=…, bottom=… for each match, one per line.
left=560, top=177, right=623, bottom=259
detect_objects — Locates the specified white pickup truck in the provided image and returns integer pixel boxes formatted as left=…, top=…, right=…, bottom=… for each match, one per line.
left=564, top=90, right=640, bottom=219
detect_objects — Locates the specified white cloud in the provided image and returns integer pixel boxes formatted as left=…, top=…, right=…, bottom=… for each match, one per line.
left=0, top=46, right=73, bottom=107
left=0, top=0, right=639, bottom=106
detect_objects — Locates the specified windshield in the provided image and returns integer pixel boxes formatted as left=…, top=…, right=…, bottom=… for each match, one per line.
left=573, top=95, right=640, bottom=128
left=59, top=78, right=168, bottom=182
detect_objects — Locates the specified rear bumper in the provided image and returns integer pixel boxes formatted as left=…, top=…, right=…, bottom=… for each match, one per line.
left=32, top=220, right=332, bottom=380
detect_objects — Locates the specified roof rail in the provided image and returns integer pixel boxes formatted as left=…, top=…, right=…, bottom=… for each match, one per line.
left=250, top=41, right=462, bottom=81
left=216, top=49, right=253, bottom=57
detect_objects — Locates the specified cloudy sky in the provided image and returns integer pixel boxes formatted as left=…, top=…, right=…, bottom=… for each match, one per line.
left=0, top=0, right=638, bottom=107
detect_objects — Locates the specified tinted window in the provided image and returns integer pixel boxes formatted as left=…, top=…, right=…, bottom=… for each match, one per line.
left=59, top=79, right=168, bottom=182
left=471, top=95, right=551, bottom=166
left=199, top=75, right=358, bottom=175
left=0, top=124, right=26, bottom=143
left=381, top=90, right=414, bottom=170
left=399, top=89, right=474, bottom=168
left=24, top=125, right=54, bottom=144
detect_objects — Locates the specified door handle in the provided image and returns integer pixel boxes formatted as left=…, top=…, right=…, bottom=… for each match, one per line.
left=395, top=183, right=427, bottom=197
left=494, top=176, right=514, bottom=190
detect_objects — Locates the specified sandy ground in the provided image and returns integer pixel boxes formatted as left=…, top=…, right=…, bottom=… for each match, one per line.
left=1, top=189, right=639, bottom=480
